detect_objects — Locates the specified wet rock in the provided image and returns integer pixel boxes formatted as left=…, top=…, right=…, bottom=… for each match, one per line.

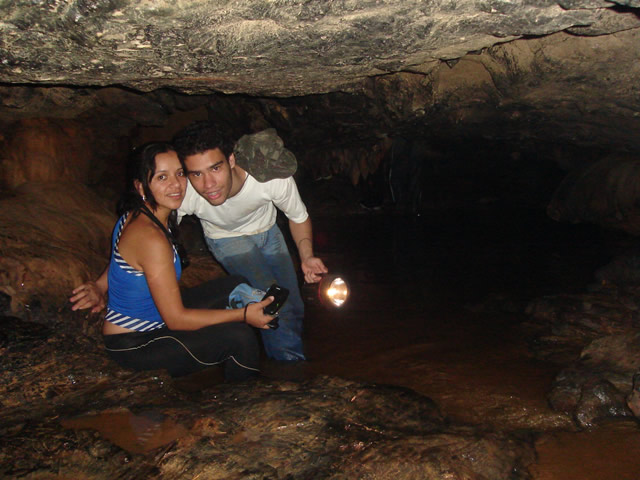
left=574, top=380, right=633, bottom=428
left=627, top=373, right=640, bottom=417
left=2, top=375, right=535, bottom=479
left=525, top=256, right=640, bottom=427
left=544, top=332, right=640, bottom=426
left=333, top=429, right=534, bottom=480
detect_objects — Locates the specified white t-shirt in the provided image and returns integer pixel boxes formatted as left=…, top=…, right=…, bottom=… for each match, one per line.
left=177, top=174, right=309, bottom=239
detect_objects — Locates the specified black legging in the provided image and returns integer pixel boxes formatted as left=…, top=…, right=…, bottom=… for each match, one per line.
left=103, top=275, right=260, bottom=381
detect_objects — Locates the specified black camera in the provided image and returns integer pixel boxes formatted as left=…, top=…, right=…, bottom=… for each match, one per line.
left=262, top=283, right=289, bottom=329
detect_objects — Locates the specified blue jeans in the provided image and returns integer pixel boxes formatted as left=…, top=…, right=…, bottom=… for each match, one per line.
left=228, top=283, right=268, bottom=309
left=206, top=224, right=306, bottom=361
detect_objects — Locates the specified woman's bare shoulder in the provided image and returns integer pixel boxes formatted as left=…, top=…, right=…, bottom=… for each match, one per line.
left=119, top=215, right=173, bottom=268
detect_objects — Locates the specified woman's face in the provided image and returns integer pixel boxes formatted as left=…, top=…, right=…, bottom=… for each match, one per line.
left=148, top=150, right=187, bottom=212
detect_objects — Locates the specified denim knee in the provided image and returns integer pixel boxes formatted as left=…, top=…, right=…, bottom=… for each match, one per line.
left=228, top=283, right=266, bottom=308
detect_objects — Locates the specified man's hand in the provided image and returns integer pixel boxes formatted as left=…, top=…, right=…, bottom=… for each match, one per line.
left=301, top=257, right=328, bottom=284
left=70, top=282, right=107, bottom=313
left=290, top=218, right=328, bottom=282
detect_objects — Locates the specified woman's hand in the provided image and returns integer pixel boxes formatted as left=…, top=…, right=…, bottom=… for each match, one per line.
left=244, top=297, right=277, bottom=329
left=70, top=281, right=107, bottom=313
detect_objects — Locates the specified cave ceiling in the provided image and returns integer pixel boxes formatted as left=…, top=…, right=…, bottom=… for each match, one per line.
left=0, top=0, right=640, bottom=153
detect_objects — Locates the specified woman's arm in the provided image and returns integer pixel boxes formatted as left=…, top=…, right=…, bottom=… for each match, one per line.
left=134, top=223, right=274, bottom=330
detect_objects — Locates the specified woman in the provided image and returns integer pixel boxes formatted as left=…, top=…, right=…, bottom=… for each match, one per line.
left=71, top=142, right=275, bottom=381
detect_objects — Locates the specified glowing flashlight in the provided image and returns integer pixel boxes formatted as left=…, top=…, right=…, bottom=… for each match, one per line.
left=317, top=274, right=350, bottom=308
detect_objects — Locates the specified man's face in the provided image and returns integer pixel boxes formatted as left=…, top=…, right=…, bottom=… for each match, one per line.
left=184, top=148, right=235, bottom=206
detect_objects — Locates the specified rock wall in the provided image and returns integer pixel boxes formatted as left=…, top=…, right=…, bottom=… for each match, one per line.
left=1, top=118, right=95, bottom=189
left=0, top=182, right=115, bottom=314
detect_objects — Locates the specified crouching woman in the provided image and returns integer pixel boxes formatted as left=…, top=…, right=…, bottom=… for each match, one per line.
left=71, top=142, right=275, bottom=381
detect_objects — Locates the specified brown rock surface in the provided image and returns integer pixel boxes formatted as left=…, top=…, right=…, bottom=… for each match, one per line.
left=0, top=181, right=115, bottom=313
left=0, top=118, right=97, bottom=189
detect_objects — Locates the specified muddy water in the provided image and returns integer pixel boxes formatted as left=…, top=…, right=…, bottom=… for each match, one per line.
left=282, top=207, right=640, bottom=480
left=61, top=409, right=188, bottom=454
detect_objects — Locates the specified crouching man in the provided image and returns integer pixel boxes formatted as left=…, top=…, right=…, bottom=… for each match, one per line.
left=172, top=123, right=328, bottom=362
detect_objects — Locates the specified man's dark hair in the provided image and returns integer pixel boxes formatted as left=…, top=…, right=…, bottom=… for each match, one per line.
left=172, top=121, right=234, bottom=162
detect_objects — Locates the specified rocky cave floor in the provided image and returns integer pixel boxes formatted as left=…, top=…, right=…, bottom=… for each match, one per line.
left=0, top=292, right=536, bottom=479
left=3, top=252, right=640, bottom=479
left=2, top=181, right=640, bottom=478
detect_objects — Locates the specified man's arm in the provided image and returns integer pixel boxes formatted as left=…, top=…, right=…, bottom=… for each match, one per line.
left=269, top=177, right=328, bottom=282
left=70, top=264, right=109, bottom=313
left=289, top=218, right=328, bottom=283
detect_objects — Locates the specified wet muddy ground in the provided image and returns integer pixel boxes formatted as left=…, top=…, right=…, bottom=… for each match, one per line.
left=276, top=205, right=640, bottom=479
left=4, top=199, right=640, bottom=478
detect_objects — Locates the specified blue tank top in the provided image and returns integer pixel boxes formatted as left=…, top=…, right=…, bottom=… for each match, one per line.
left=105, top=212, right=182, bottom=331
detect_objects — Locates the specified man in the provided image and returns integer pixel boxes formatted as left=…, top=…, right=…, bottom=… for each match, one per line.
left=172, top=123, right=328, bottom=362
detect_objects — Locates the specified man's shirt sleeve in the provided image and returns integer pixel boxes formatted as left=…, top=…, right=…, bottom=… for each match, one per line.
left=269, top=177, right=309, bottom=224
left=177, top=181, right=197, bottom=224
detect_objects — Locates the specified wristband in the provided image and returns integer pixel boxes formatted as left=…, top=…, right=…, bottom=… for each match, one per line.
left=297, top=237, right=312, bottom=249
left=243, top=301, right=257, bottom=323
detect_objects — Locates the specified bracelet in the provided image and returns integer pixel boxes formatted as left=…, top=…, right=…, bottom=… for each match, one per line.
left=297, top=237, right=312, bottom=249
left=243, top=301, right=257, bottom=323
